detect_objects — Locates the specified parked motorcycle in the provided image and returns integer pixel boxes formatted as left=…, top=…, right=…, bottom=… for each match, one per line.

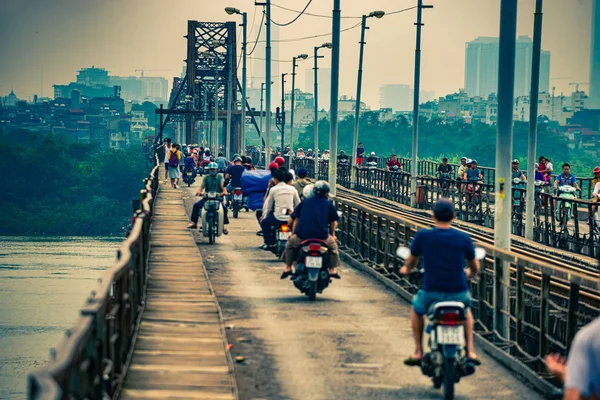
left=291, top=239, right=332, bottom=301
left=396, top=246, right=487, bottom=400
left=201, top=192, right=225, bottom=244
left=555, top=185, right=577, bottom=225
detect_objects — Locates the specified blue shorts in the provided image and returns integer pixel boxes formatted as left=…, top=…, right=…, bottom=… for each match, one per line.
left=412, top=289, right=472, bottom=316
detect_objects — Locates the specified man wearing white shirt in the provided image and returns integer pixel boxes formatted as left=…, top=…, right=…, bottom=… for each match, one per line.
left=260, top=168, right=300, bottom=250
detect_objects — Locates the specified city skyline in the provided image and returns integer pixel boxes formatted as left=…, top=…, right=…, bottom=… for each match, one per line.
left=0, top=0, right=595, bottom=110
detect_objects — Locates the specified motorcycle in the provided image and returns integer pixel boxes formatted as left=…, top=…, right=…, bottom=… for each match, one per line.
left=438, top=172, right=452, bottom=194
left=291, top=239, right=332, bottom=301
left=201, top=192, right=225, bottom=244
left=512, top=178, right=527, bottom=214
left=182, top=166, right=197, bottom=187
left=465, top=180, right=482, bottom=205
left=555, top=185, right=577, bottom=225
left=272, top=218, right=291, bottom=258
left=230, top=187, right=244, bottom=219
left=396, top=246, right=487, bottom=400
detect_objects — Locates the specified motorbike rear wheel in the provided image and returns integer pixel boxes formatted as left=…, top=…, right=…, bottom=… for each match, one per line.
left=443, top=358, right=456, bottom=400
left=233, top=208, right=239, bottom=219
left=308, top=280, right=317, bottom=301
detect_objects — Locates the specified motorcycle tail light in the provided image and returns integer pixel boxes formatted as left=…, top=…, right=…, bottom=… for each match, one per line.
left=437, top=311, right=464, bottom=326
left=234, top=189, right=242, bottom=195
left=309, top=244, right=321, bottom=252
left=279, top=224, right=290, bottom=232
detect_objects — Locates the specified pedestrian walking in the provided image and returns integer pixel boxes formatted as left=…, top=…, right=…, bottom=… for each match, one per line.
left=168, top=144, right=182, bottom=189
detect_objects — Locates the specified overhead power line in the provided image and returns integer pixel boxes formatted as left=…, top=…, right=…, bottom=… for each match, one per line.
left=268, top=0, right=313, bottom=26
left=247, top=11, right=266, bottom=56
left=256, top=20, right=362, bottom=44
left=271, top=3, right=417, bottom=19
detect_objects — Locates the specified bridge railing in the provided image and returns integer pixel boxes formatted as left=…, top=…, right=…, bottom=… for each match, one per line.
left=27, top=163, right=160, bottom=400
left=334, top=195, right=599, bottom=396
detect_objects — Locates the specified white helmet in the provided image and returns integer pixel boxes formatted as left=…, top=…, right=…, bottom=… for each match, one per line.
left=302, top=184, right=314, bottom=199
left=370, top=152, right=376, bottom=156
left=308, top=149, right=313, bottom=152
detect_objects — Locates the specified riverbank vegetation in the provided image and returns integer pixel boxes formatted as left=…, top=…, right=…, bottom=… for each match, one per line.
left=0, top=128, right=148, bottom=235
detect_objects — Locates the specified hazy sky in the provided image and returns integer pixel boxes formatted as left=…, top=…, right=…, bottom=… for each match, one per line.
left=0, top=0, right=593, bottom=109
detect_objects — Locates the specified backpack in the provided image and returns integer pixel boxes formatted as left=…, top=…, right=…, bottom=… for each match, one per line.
left=168, top=150, right=179, bottom=167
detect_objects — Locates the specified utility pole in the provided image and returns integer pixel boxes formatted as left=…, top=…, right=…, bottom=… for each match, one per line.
left=351, top=11, right=385, bottom=187
left=494, top=0, right=518, bottom=340
left=214, top=54, right=219, bottom=153
left=256, top=0, right=272, bottom=163
left=260, top=82, right=265, bottom=140
left=314, top=43, right=332, bottom=170
left=226, top=42, right=233, bottom=159
left=410, top=0, right=433, bottom=207
left=290, top=54, right=308, bottom=150
left=525, top=0, right=544, bottom=240
left=328, top=0, right=341, bottom=195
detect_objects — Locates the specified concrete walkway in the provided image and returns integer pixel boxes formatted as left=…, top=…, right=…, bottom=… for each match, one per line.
left=121, top=185, right=237, bottom=400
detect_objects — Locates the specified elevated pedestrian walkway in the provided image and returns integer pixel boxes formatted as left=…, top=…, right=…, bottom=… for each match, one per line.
left=121, top=187, right=237, bottom=400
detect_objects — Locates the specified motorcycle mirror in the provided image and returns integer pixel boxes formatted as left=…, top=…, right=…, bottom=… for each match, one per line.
left=337, top=211, right=343, bottom=218
left=396, top=246, right=411, bottom=259
left=282, top=208, right=288, bottom=215
left=475, top=247, right=486, bottom=260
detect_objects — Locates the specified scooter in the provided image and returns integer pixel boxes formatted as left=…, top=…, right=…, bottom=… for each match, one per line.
left=182, top=165, right=197, bottom=187
left=555, top=185, right=577, bottom=225
left=438, top=172, right=452, bottom=194
left=292, top=239, right=332, bottom=301
left=396, top=246, right=487, bottom=400
left=201, top=192, right=225, bottom=245
left=512, top=178, right=526, bottom=214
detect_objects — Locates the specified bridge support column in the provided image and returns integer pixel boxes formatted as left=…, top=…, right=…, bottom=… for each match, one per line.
left=494, top=0, right=518, bottom=340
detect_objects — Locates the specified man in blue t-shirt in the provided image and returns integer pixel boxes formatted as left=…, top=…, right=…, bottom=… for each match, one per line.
left=225, top=156, right=246, bottom=193
left=400, top=199, right=480, bottom=366
left=281, top=181, right=341, bottom=279
left=554, top=163, right=581, bottom=195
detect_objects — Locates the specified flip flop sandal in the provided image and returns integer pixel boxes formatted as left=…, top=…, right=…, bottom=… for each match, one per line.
left=403, top=357, right=422, bottom=367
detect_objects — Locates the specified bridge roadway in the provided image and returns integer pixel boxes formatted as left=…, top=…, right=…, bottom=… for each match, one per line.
left=171, top=180, right=543, bottom=400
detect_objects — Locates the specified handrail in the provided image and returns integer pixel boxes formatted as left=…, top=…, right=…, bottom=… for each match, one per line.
left=334, top=194, right=599, bottom=395
left=27, top=159, right=160, bottom=400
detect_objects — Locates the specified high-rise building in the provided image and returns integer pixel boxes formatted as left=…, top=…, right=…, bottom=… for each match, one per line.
left=76, top=66, right=110, bottom=87
left=464, top=36, right=550, bottom=98
left=380, top=84, right=411, bottom=111
left=304, top=68, right=331, bottom=111
left=589, top=0, right=600, bottom=108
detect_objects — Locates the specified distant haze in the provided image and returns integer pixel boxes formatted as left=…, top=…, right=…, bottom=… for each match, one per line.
left=0, top=0, right=592, bottom=109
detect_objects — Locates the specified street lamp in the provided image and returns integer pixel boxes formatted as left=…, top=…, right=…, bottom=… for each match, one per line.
left=280, top=73, right=288, bottom=150
left=351, top=10, right=385, bottom=186
left=289, top=53, right=308, bottom=151
left=329, top=0, right=341, bottom=196
left=314, top=43, right=332, bottom=166
left=260, top=81, right=274, bottom=145
left=224, top=7, right=248, bottom=152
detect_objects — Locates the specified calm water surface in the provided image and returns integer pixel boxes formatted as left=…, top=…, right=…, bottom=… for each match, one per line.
left=0, top=236, right=119, bottom=399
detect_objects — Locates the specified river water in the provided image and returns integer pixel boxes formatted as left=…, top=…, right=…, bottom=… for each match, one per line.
left=0, top=236, right=120, bottom=399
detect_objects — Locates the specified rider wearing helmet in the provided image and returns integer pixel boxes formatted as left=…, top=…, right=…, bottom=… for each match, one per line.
left=463, top=159, right=482, bottom=182
left=260, top=168, right=300, bottom=250
left=187, top=162, right=229, bottom=234
left=281, top=180, right=341, bottom=279
left=400, top=199, right=480, bottom=366
left=306, top=149, right=315, bottom=158
left=511, top=159, right=527, bottom=182
left=274, top=156, right=286, bottom=167
left=366, top=151, right=377, bottom=164
left=225, top=156, right=245, bottom=194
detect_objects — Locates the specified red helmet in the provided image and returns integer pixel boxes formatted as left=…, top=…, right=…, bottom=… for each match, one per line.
left=274, top=156, right=285, bottom=166
left=594, top=167, right=600, bottom=174
left=268, top=162, right=279, bottom=171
